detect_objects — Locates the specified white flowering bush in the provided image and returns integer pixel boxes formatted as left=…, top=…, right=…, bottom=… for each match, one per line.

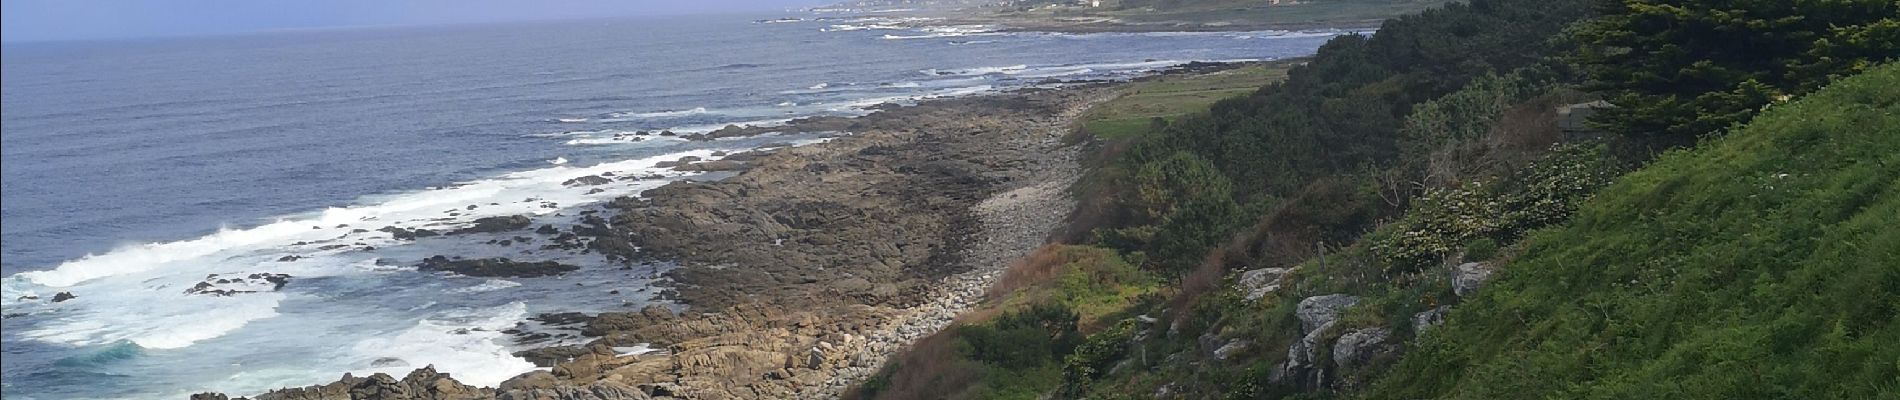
left=1374, top=143, right=1621, bottom=272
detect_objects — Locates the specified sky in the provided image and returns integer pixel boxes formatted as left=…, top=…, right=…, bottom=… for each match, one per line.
left=1, top=0, right=830, bottom=43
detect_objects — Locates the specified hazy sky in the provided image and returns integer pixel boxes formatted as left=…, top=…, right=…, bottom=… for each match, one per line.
left=1, top=0, right=829, bottom=43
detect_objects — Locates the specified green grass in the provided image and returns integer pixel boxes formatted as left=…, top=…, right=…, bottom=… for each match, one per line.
left=1368, top=64, right=1900, bottom=399
left=1079, top=63, right=1292, bottom=139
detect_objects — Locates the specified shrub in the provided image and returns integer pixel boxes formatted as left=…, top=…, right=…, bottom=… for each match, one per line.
left=1373, top=143, right=1621, bottom=272
left=1462, top=238, right=1498, bottom=262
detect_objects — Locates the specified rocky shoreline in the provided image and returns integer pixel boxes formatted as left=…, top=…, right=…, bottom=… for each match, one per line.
left=198, top=70, right=1123, bottom=399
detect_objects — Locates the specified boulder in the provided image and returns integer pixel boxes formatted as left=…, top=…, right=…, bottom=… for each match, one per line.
left=536, top=224, right=561, bottom=235
left=806, top=346, right=827, bottom=369
left=51, top=292, right=76, bottom=302
left=455, top=215, right=533, bottom=235
left=1412, top=305, right=1452, bottom=337
left=249, top=366, right=494, bottom=400
left=672, top=160, right=747, bottom=172
left=185, top=273, right=291, bottom=296
left=417, top=256, right=579, bottom=278
left=1212, top=339, right=1250, bottom=361
left=1276, top=294, right=1361, bottom=387
left=1237, top=267, right=1292, bottom=301
left=379, top=226, right=440, bottom=240
left=1295, top=294, right=1360, bottom=333
left=1452, top=262, right=1495, bottom=297
left=564, top=175, right=613, bottom=187
left=1331, top=328, right=1393, bottom=372
left=498, top=370, right=561, bottom=391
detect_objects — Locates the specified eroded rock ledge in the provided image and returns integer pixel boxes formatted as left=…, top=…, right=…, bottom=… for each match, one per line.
left=206, top=84, right=1111, bottom=400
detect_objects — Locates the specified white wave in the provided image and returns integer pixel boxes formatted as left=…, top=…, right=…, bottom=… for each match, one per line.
left=920, top=25, right=995, bottom=34
left=548, top=157, right=568, bottom=165
left=14, top=289, right=287, bottom=350
left=1, top=147, right=733, bottom=353
left=808, top=83, right=829, bottom=90
left=820, top=24, right=903, bottom=32
left=346, top=302, right=537, bottom=387
left=880, top=31, right=1004, bottom=40
left=450, top=279, right=522, bottom=293
left=611, top=107, right=710, bottom=119
left=923, top=64, right=1029, bottom=76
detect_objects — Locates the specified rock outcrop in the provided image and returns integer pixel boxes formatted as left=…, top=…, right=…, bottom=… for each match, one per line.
left=1276, top=294, right=1362, bottom=388
left=1452, top=262, right=1495, bottom=297
left=454, top=215, right=533, bottom=235
left=1411, top=305, right=1452, bottom=337
left=1237, top=267, right=1293, bottom=301
left=184, top=273, right=291, bottom=296
left=195, top=81, right=1114, bottom=400
left=248, top=366, right=494, bottom=400
left=417, top=256, right=579, bottom=278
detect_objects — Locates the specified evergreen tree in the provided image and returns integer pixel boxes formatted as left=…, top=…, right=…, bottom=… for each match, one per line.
left=1578, top=0, right=1899, bottom=141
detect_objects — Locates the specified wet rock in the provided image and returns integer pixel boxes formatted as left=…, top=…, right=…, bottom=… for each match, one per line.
left=532, top=312, right=594, bottom=326
left=184, top=273, right=291, bottom=296
left=417, top=256, right=579, bottom=278
left=379, top=226, right=440, bottom=240
left=277, top=255, right=302, bottom=262
left=672, top=160, right=747, bottom=172
left=455, top=215, right=533, bottom=235
left=51, top=292, right=76, bottom=302
left=1452, top=262, right=1495, bottom=297
left=513, top=346, right=591, bottom=368
left=564, top=175, right=613, bottom=187
left=536, top=224, right=561, bottom=235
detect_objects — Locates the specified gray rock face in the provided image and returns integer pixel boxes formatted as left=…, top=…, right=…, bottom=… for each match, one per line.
left=1275, top=294, right=1363, bottom=388
left=806, top=346, right=827, bottom=369
left=1296, top=294, right=1361, bottom=333
left=1453, top=262, right=1495, bottom=297
left=1451, top=261, right=1497, bottom=297
left=1331, top=328, right=1393, bottom=371
left=1412, top=305, right=1452, bottom=337
left=1237, top=267, right=1292, bottom=301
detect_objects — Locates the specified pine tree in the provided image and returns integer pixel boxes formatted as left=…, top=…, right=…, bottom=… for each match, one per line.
left=1577, top=0, right=1899, bottom=142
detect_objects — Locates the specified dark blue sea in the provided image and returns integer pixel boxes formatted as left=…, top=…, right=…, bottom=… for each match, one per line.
left=0, top=12, right=1344, bottom=399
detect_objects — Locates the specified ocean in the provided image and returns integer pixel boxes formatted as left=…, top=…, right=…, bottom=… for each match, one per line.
left=0, top=12, right=1344, bottom=399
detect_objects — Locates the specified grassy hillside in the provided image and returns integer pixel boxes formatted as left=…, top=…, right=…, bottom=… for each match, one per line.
left=1079, top=62, right=1295, bottom=139
left=1372, top=63, right=1900, bottom=399
left=853, top=1, right=1896, bottom=398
